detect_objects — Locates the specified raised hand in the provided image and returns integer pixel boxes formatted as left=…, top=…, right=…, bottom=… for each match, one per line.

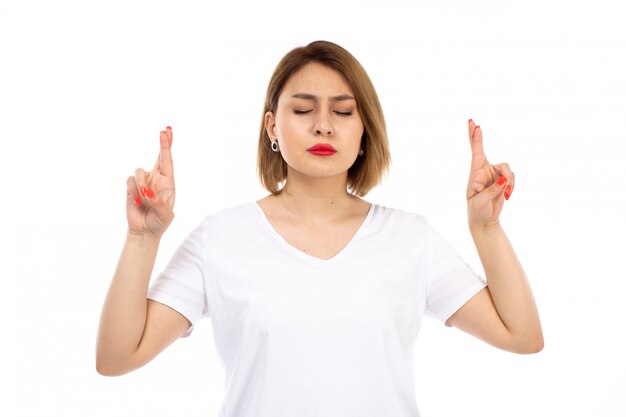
left=125, top=127, right=176, bottom=237
left=466, top=119, right=514, bottom=229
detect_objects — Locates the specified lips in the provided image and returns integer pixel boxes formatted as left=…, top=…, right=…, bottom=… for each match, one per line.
left=307, top=143, right=337, bottom=155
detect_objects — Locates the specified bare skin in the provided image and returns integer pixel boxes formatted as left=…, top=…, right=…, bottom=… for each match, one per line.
left=444, top=120, right=543, bottom=354
left=256, top=193, right=371, bottom=260
left=96, top=127, right=191, bottom=376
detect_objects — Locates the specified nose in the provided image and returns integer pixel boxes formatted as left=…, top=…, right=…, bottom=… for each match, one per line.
left=313, top=110, right=333, bottom=137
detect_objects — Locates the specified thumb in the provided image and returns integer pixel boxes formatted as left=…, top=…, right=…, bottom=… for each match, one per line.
left=144, top=187, right=175, bottom=226
left=472, top=174, right=507, bottom=205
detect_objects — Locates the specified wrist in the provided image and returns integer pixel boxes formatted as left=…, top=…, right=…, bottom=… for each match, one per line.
left=468, top=219, right=503, bottom=237
left=126, top=230, right=162, bottom=245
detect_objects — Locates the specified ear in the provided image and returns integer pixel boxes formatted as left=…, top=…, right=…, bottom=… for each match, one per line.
left=264, top=111, right=276, bottom=140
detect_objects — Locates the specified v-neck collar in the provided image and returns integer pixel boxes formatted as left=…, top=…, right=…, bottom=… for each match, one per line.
left=252, top=201, right=376, bottom=266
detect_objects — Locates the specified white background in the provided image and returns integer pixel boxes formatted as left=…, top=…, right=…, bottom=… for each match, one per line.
left=2, top=0, right=625, bottom=416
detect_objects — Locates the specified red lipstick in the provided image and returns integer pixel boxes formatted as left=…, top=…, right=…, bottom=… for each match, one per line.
left=307, top=143, right=336, bottom=156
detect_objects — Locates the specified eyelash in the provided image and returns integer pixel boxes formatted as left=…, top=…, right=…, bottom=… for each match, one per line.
left=294, top=110, right=353, bottom=116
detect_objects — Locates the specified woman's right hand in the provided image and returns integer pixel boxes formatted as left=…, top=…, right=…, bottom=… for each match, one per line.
left=125, top=127, right=176, bottom=237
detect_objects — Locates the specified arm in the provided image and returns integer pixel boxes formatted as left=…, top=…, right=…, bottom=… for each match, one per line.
left=446, top=223, right=543, bottom=353
left=96, top=232, right=191, bottom=376
left=96, top=127, right=191, bottom=375
left=445, top=120, right=543, bottom=354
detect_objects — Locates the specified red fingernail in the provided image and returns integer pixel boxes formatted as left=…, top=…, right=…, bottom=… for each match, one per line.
left=497, top=176, right=506, bottom=186
left=145, top=187, right=155, bottom=199
left=166, top=126, right=171, bottom=130
left=140, top=187, right=146, bottom=197
left=475, top=125, right=480, bottom=130
left=468, top=119, right=473, bottom=124
left=134, top=196, right=141, bottom=207
left=505, top=185, right=512, bottom=200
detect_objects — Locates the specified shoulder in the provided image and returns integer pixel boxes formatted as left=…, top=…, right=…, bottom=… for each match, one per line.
left=366, top=203, right=433, bottom=241
left=195, top=201, right=255, bottom=219
left=207, top=201, right=255, bottom=219
left=370, top=203, right=429, bottom=229
left=190, top=202, right=263, bottom=238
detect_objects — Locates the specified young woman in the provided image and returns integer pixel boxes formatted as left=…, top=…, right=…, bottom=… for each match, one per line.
left=96, top=40, right=543, bottom=416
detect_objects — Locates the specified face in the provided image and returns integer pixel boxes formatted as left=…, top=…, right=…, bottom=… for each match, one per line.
left=265, top=62, right=365, bottom=182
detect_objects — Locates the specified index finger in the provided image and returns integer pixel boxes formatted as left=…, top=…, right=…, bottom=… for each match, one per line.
left=468, top=119, right=485, bottom=169
left=153, top=128, right=174, bottom=177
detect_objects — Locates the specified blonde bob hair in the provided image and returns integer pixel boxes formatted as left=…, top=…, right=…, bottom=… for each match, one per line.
left=257, top=40, right=391, bottom=197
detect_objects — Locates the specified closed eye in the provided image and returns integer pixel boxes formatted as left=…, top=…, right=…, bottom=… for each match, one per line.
left=293, top=110, right=353, bottom=116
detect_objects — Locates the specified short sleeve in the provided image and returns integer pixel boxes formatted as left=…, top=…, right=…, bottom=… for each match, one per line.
left=424, top=223, right=487, bottom=324
left=147, top=217, right=210, bottom=337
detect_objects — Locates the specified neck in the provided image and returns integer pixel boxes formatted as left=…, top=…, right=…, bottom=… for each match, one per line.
left=276, top=170, right=358, bottom=224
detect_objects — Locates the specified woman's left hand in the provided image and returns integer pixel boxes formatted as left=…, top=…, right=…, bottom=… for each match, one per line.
left=466, top=119, right=514, bottom=229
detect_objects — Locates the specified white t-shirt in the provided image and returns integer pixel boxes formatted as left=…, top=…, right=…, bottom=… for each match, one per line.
left=147, top=202, right=486, bottom=417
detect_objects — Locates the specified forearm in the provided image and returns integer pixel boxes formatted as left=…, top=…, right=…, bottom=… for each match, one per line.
left=96, top=232, right=161, bottom=370
left=469, top=222, right=543, bottom=348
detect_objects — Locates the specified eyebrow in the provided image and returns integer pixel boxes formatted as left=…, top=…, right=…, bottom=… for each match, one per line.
left=291, top=93, right=355, bottom=102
